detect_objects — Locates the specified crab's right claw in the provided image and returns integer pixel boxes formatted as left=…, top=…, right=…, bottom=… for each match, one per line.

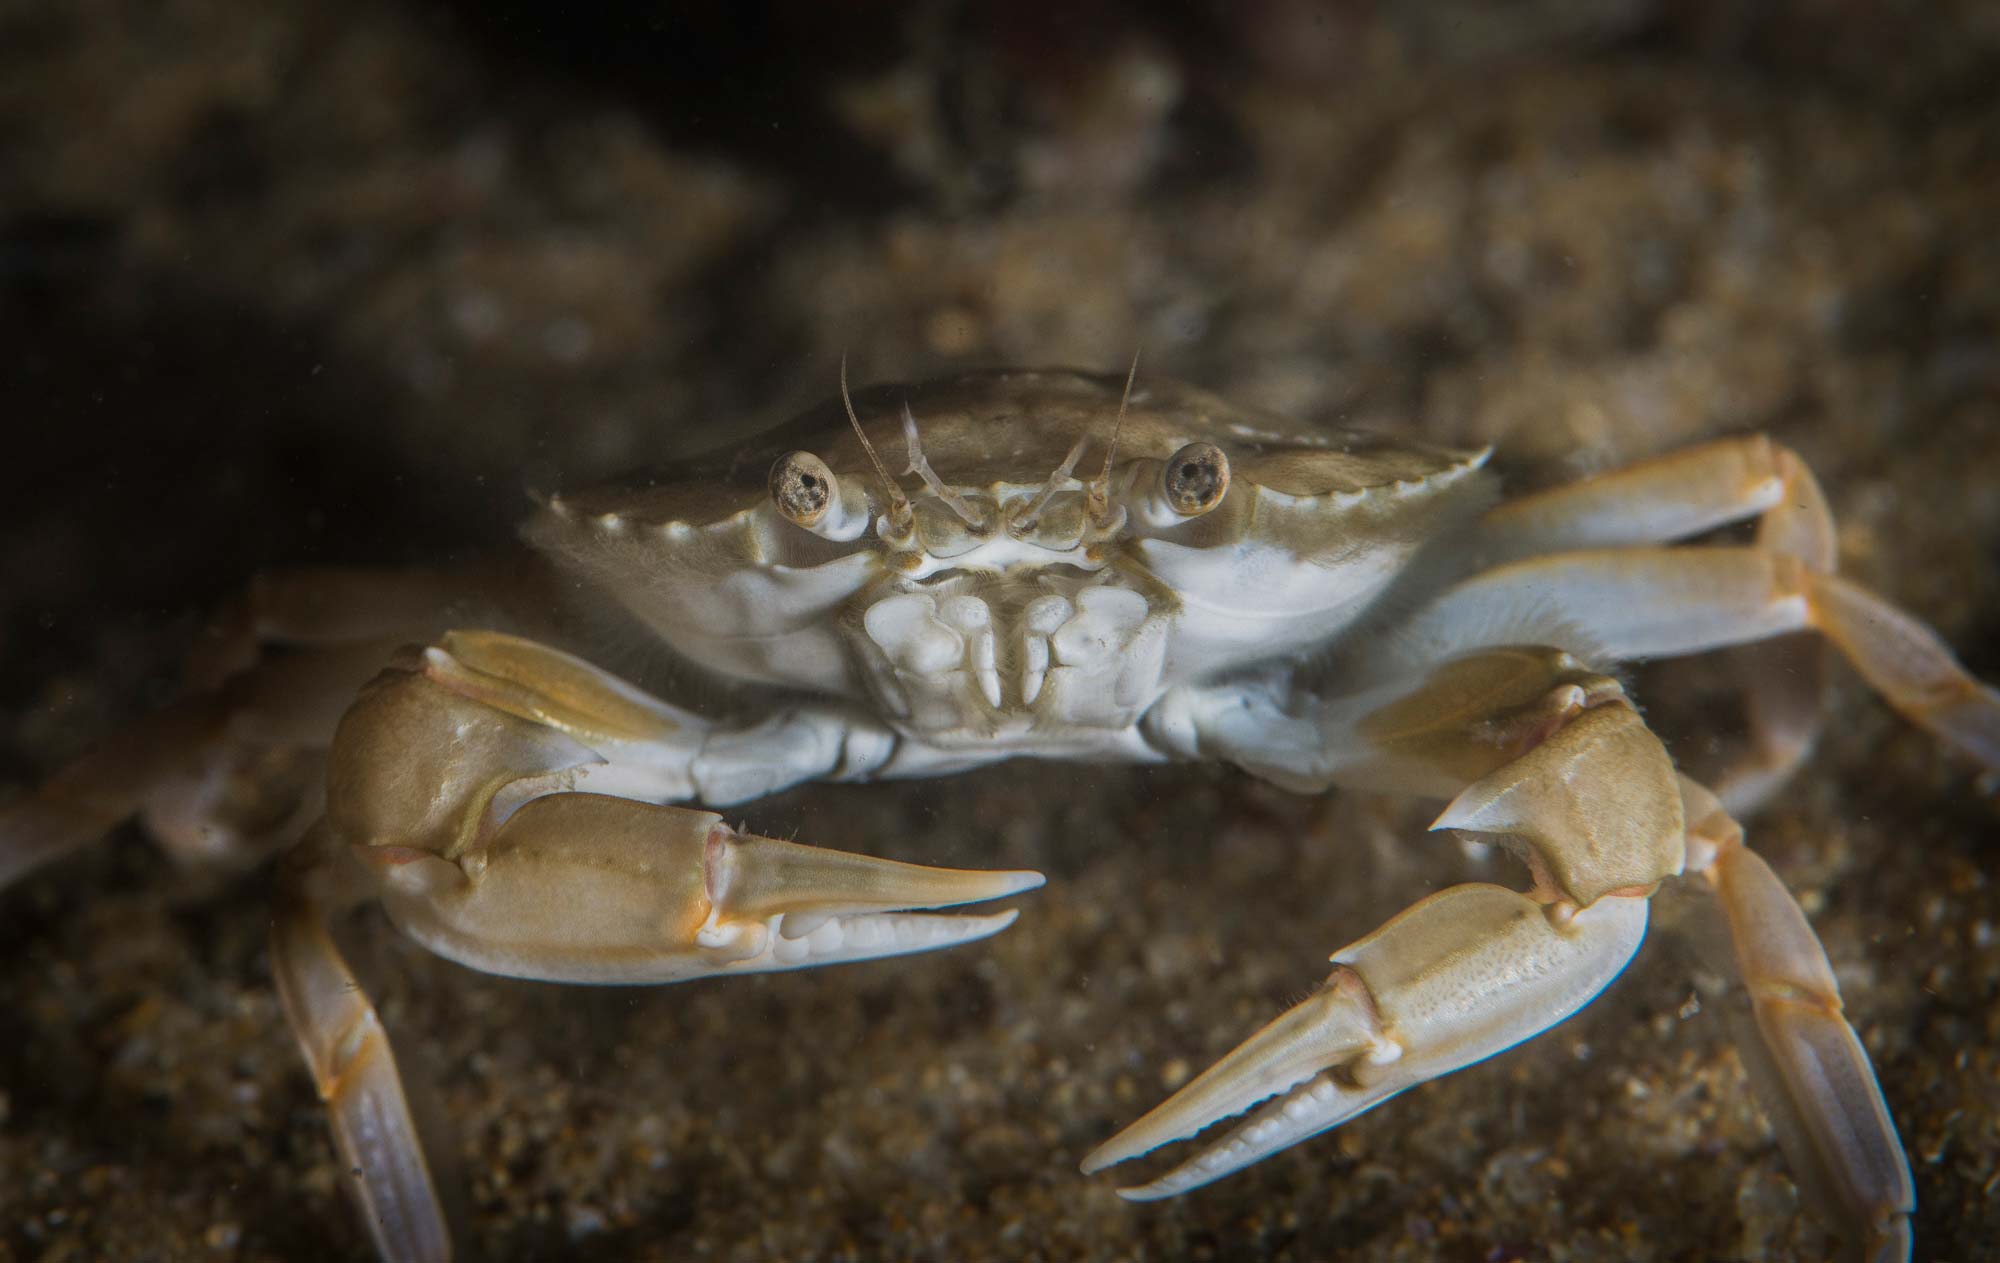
left=362, top=793, right=1044, bottom=986
left=274, top=797, right=1042, bottom=1263
left=690, top=816, right=1046, bottom=973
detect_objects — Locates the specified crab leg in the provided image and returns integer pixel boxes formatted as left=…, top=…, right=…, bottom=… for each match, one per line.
left=355, top=628, right=905, bottom=812
left=1716, top=449, right=1839, bottom=812
left=277, top=800, right=1041, bottom=1263
left=1088, top=696, right=1675, bottom=1196
left=1, top=562, right=558, bottom=891
left=1385, top=546, right=2000, bottom=770
left=272, top=828, right=451, bottom=1263
left=1476, top=435, right=1833, bottom=565
left=182, top=560, right=547, bottom=687
left=0, top=640, right=398, bottom=888
left=1, top=694, right=220, bottom=888
left=1476, top=436, right=1841, bottom=811
left=1674, top=777, right=1914, bottom=1262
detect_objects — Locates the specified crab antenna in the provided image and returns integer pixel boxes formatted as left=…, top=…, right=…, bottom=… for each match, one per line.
left=1089, top=347, right=1142, bottom=518
left=1012, top=433, right=1090, bottom=530
left=902, top=403, right=986, bottom=528
left=840, top=353, right=911, bottom=524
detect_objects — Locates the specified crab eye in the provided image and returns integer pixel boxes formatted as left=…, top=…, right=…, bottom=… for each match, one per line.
left=769, top=451, right=837, bottom=527
left=1162, top=442, right=1230, bottom=516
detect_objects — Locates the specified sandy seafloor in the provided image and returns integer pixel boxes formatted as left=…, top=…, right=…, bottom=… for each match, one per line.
left=3, top=3, right=1998, bottom=1260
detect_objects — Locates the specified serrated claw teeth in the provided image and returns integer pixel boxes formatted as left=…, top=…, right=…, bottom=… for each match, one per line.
left=1082, top=966, right=1387, bottom=1181
left=1112, top=1071, right=1390, bottom=1201
left=1089, top=885, right=1649, bottom=1200
left=766, top=907, right=1022, bottom=968
left=1080, top=963, right=1392, bottom=1191
left=711, top=827, right=1044, bottom=920
left=708, top=826, right=1042, bottom=972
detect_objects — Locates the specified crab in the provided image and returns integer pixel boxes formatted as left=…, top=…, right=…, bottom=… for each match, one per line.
left=5, top=367, right=1996, bottom=1262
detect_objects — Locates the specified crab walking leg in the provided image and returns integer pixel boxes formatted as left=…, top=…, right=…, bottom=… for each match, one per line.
left=1675, top=778, right=1914, bottom=1262
left=1388, top=546, right=2000, bottom=769
left=1476, top=435, right=1834, bottom=564
left=182, top=560, right=552, bottom=689
left=272, top=831, right=451, bottom=1263
left=1697, top=444, right=1836, bottom=812
left=1718, top=630, right=1830, bottom=815
left=0, top=693, right=228, bottom=888
left=1714, top=446, right=1842, bottom=812
left=0, top=639, right=400, bottom=888
left=1091, top=697, right=1680, bottom=1197
left=2, top=565, right=549, bottom=890
left=1475, top=436, right=1845, bottom=813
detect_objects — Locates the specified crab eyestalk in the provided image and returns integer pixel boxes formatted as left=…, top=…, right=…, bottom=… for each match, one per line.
left=770, top=450, right=873, bottom=541
left=1125, top=441, right=1232, bottom=528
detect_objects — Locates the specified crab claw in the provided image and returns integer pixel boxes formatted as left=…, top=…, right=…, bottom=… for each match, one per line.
left=364, top=793, right=1043, bottom=985
left=1079, top=965, right=1392, bottom=1190
left=1085, top=883, right=1647, bottom=1200
left=272, top=798, right=1039, bottom=1263
left=692, top=813, right=1046, bottom=974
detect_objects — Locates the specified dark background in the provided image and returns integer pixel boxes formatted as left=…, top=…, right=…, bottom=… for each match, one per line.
left=3, top=2, right=1997, bottom=1259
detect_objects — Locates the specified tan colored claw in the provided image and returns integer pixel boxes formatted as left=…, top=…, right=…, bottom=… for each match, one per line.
left=270, top=629, right=1042, bottom=1262
left=369, top=793, right=1041, bottom=985
left=1088, top=699, right=1674, bottom=1199
left=275, top=795, right=1039, bottom=1263
left=1432, top=700, right=1685, bottom=906
left=1086, top=882, right=1649, bottom=1199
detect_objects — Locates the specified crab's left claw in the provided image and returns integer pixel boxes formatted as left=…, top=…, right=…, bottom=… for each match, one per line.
left=1082, top=881, right=1649, bottom=1199
left=1086, top=702, right=1674, bottom=1199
